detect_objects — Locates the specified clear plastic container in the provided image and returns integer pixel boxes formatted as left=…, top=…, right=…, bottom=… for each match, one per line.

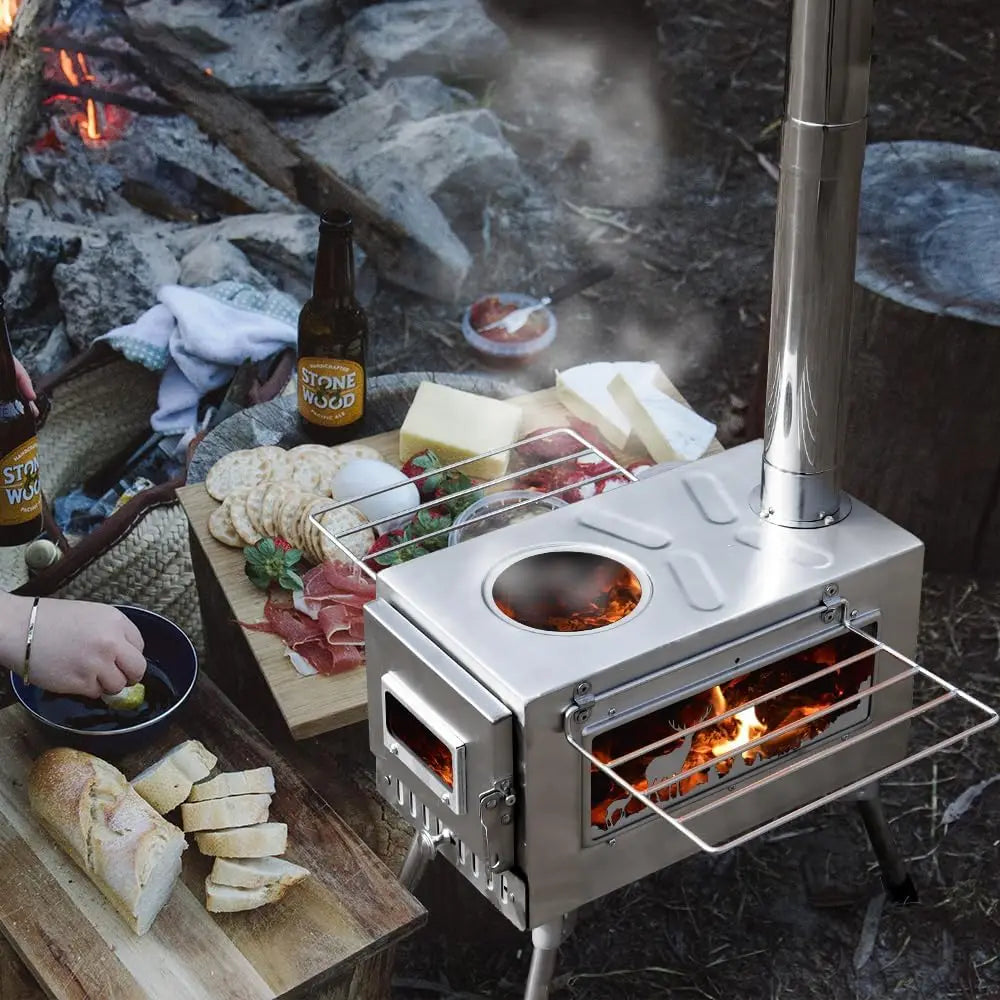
left=448, top=489, right=568, bottom=546
left=461, top=292, right=557, bottom=367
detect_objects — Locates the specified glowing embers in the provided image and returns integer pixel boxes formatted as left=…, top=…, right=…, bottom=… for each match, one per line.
left=492, top=551, right=642, bottom=632
left=590, top=631, right=875, bottom=831
left=385, top=690, right=454, bottom=790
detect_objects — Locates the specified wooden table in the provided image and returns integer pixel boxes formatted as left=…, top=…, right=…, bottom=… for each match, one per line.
left=0, top=673, right=424, bottom=1000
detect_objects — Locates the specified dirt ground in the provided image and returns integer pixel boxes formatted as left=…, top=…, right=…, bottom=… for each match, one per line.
left=389, top=1, right=1000, bottom=998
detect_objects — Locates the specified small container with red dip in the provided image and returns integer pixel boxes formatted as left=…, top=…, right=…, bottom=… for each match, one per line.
left=461, top=292, right=557, bottom=368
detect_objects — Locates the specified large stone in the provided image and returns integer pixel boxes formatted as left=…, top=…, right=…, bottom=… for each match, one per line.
left=283, top=76, right=474, bottom=156
left=1, top=200, right=86, bottom=323
left=54, top=231, right=181, bottom=349
left=126, top=0, right=347, bottom=88
left=178, top=238, right=273, bottom=290
left=345, top=0, right=508, bottom=79
left=365, top=174, right=471, bottom=301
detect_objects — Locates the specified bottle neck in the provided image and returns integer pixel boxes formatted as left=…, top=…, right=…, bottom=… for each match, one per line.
left=312, top=231, right=356, bottom=305
left=0, top=300, right=22, bottom=405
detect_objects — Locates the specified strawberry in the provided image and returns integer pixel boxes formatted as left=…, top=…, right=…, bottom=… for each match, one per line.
left=400, top=449, right=445, bottom=498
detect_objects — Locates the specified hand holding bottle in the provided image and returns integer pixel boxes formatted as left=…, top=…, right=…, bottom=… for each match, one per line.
left=0, top=593, right=147, bottom=698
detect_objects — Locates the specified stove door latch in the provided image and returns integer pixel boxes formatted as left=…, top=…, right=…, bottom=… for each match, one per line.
left=479, top=778, right=516, bottom=874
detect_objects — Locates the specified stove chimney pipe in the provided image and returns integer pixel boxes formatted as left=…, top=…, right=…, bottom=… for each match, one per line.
left=757, top=0, right=873, bottom=528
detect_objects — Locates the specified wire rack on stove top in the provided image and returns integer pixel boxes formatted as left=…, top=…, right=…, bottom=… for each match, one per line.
left=309, top=427, right=638, bottom=580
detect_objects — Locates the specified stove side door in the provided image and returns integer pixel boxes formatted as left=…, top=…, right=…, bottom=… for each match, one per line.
left=365, top=599, right=517, bottom=876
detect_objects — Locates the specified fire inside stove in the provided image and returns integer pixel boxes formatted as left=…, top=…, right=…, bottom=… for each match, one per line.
left=590, top=631, right=876, bottom=832
left=492, top=551, right=643, bottom=632
left=386, top=691, right=454, bottom=790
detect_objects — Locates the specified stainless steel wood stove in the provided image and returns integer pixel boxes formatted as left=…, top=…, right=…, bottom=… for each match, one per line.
left=313, top=1, right=998, bottom=996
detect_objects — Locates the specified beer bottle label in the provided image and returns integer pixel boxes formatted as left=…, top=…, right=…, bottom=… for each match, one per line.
left=0, top=437, right=42, bottom=526
left=297, top=358, right=365, bottom=427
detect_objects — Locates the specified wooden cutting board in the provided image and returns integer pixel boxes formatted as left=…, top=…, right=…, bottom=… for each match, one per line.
left=178, top=385, right=722, bottom=740
left=0, top=675, right=424, bottom=1000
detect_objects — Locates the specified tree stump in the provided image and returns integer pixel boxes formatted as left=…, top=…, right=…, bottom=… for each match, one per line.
left=842, top=142, right=1000, bottom=574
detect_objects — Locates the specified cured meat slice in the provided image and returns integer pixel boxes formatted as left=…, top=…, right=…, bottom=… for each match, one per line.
left=242, top=597, right=324, bottom=648
left=317, top=603, right=351, bottom=642
left=302, top=560, right=376, bottom=602
left=296, top=638, right=365, bottom=675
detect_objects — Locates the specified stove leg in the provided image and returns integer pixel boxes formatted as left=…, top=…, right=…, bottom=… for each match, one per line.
left=855, top=788, right=918, bottom=905
left=524, top=913, right=575, bottom=1000
left=399, top=829, right=450, bottom=892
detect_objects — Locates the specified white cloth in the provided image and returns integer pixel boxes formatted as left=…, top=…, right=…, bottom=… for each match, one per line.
left=97, top=281, right=300, bottom=435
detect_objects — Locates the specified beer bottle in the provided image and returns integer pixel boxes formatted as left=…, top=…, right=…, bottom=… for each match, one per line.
left=0, top=297, right=42, bottom=546
left=297, top=210, right=369, bottom=444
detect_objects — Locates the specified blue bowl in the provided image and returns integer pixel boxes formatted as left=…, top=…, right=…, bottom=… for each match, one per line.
left=10, top=605, right=198, bottom=759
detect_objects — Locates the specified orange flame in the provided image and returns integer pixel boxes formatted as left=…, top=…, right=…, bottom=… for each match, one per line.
left=47, top=49, right=112, bottom=144
left=0, top=0, right=17, bottom=37
left=590, top=635, right=876, bottom=829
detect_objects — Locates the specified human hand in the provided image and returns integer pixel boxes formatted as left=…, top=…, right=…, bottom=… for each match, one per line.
left=13, top=356, right=39, bottom=418
left=0, top=595, right=146, bottom=698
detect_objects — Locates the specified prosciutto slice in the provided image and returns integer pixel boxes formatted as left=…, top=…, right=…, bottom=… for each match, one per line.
left=243, top=560, right=375, bottom=677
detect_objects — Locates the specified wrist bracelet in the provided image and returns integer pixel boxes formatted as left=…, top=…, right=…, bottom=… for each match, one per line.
left=22, top=597, right=39, bottom=685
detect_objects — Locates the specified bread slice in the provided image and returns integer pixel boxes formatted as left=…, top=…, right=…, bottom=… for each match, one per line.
left=131, top=741, right=218, bottom=815
left=180, top=793, right=271, bottom=833
left=188, top=767, right=275, bottom=803
left=210, top=856, right=309, bottom=890
left=194, top=823, right=287, bottom=858
left=204, top=878, right=295, bottom=913
left=29, top=748, right=186, bottom=935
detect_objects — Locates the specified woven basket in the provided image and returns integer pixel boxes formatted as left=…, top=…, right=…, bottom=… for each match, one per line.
left=0, top=346, right=203, bottom=654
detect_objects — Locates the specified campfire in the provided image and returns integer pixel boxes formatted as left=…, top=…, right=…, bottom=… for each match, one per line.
left=590, top=633, right=877, bottom=829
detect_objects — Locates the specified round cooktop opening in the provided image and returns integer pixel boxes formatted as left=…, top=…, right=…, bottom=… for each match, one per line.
left=490, top=550, right=644, bottom=633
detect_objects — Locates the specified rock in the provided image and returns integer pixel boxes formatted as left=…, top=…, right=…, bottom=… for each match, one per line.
left=54, top=231, right=181, bottom=349
left=169, top=213, right=373, bottom=305
left=178, top=239, right=273, bottom=290
left=283, top=76, right=474, bottom=156
left=126, top=0, right=347, bottom=88
left=345, top=0, right=508, bottom=79
left=1, top=200, right=86, bottom=322
left=30, top=324, right=74, bottom=376
left=366, top=174, right=471, bottom=301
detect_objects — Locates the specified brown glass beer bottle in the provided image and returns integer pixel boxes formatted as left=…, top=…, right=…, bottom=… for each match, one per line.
left=297, top=210, right=369, bottom=444
left=0, top=296, right=42, bottom=546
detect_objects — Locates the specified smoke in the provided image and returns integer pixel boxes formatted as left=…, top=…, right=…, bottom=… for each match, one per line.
left=499, top=29, right=670, bottom=209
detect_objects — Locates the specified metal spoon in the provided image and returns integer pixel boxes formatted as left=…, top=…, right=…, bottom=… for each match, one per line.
left=474, top=264, right=615, bottom=337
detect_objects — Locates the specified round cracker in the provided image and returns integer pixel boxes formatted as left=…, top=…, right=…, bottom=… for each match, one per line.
left=315, top=505, right=374, bottom=562
left=259, top=483, right=283, bottom=537
left=244, top=483, right=269, bottom=536
left=206, top=446, right=289, bottom=500
left=298, top=497, right=335, bottom=564
left=326, top=443, right=383, bottom=473
left=208, top=499, right=242, bottom=547
left=228, top=489, right=261, bottom=545
left=289, top=458, right=326, bottom=495
left=277, top=489, right=313, bottom=547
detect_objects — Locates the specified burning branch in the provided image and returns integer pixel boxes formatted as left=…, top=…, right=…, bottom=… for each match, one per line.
left=0, top=0, right=56, bottom=219
left=42, top=79, right=175, bottom=117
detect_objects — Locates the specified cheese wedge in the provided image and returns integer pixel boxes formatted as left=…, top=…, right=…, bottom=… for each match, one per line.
left=555, top=362, right=661, bottom=449
left=398, top=381, right=523, bottom=480
left=608, top=370, right=716, bottom=463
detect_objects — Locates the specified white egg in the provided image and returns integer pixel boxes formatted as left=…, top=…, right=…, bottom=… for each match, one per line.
left=331, top=459, right=420, bottom=533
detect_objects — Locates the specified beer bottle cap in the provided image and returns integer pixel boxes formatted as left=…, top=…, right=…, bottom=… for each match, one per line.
left=319, top=210, right=353, bottom=233
left=25, top=539, right=61, bottom=572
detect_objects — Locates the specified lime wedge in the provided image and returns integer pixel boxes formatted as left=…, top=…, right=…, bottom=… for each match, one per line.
left=101, top=683, right=147, bottom=711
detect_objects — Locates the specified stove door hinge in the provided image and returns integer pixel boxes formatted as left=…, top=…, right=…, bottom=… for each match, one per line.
left=572, top=681, right=595, bottom=724
left=821, top=584, right=847, bottom=624
left=479, top=777, right=516, bottom=874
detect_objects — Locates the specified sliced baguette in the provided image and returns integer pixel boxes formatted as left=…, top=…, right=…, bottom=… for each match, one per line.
left=195, top=822, right=287, bottom=858
left=130, top=741, right=218, bottom=815
left=210, top=856, right=310, bottom=890
left=188, top=767, right=275, bottom=802
left=181, top=793, right=272, bottom=833
left=204, top=878, right=295, bottom=913
left=29, top=748, right=186, bottom=936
